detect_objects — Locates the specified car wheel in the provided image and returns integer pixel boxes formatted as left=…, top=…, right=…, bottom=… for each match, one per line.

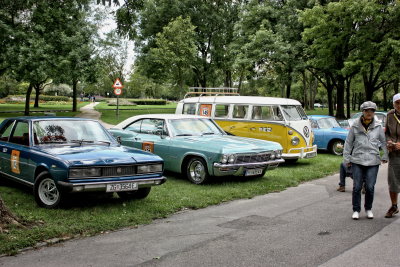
left=117, top=187, right=151, bottom=200
left=34, top=171, right=62, bottom=208
left=186, top=157, right=209, bottom=184
left=329, top=140, right=344, bottom=156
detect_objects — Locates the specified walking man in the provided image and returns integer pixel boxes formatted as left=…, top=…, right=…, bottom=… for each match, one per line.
left=385, top=93, right=400, bottom=218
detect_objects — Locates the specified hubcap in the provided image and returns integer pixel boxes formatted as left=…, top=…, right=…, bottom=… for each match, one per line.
left=38, top=178, right=59, bottom=206
left=333, top=141, right=344, bottom=155
left=189, top=160, right=205, bottom=183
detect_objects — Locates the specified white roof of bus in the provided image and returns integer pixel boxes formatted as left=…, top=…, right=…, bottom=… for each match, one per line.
left=179, top=96, right=301, bottom=105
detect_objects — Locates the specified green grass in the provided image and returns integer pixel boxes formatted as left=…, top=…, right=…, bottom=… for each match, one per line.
left=0, top=153, right=342, bottom=255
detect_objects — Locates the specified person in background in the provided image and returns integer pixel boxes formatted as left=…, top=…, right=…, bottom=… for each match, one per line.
left=385, top=93, right=400, bottom=218
left=337, top=163, right=365, bottom=194
left=343, top=101, right=388, bottom=220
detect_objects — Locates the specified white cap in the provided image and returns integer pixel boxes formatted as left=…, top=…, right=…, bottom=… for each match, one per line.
left=393, top=93, right=400, bottom=103
left=360, top=101, right=377, bottom=111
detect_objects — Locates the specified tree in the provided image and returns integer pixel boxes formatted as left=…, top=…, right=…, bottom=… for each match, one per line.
left=149, top=16, right=196, bottom=98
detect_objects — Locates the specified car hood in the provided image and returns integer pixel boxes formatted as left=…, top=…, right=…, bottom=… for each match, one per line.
left=37, top=145, right=162, bottom=166
left=175, top=135, right=282, bottom=154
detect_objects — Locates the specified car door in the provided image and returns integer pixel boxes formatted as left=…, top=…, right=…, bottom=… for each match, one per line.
left=1, top=120, right=35, bottom=184
left=122, top=119, right=172, bottom=164
left=0, top=119, right=16, bottom=176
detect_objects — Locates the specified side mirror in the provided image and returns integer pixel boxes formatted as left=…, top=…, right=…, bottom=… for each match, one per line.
left=116, top=136, right=122, bottom=144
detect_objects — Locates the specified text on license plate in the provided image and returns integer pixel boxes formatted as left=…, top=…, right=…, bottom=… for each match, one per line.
left=245, top=168, right=263, bottom=176
left=106, top=182, right=138, bottom=192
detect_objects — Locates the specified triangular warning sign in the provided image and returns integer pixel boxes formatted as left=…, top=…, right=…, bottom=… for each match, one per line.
left=112, top=78, right=124, bottom=88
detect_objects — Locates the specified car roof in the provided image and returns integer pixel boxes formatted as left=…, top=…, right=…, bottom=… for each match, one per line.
left=114, top=114, right=207, bottom=129
left=308, top=115, right=335, bottom=119
left=4, top=116, right=96, bottom=121
left=179, top=96, right=301, bottom=105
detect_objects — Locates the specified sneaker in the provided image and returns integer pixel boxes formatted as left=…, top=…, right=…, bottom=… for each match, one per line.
left=385, top=205, right=399, bottom=218
left=352, top=211, right=359, bottom=220
left=366, top=210, right=373, bottom=219
left=337, top=186, right=345, bottom=192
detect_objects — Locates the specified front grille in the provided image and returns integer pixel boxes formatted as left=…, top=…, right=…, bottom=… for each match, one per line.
left=235, top=153, right=271, bottom=164
left=101, top=166, right=136, bottom=177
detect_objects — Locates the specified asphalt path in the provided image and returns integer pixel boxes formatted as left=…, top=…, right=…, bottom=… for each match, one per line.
left=1, top=163, right=399, bottom=267
left=75, top=102, right=115, bottom=129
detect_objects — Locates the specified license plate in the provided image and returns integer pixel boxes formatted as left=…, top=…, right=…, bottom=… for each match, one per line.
left=245, top=168, right=263, bottom=176
left=106, top=182, right=138, bottom=192
left=306, top=152, right=317, bottom=158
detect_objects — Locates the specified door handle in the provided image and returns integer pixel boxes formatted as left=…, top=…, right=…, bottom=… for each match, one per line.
left=250, top=127, right=256, bottom=131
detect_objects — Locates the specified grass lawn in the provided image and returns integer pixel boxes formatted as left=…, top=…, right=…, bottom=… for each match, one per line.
left=0, top=152, right=342, bottom=255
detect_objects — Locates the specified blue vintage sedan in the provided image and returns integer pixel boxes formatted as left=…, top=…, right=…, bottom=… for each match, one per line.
left=0, top=117, right=166, bottom=208
left=308, top=115, right=349, bottom=155
left=109, top=114, right=284, bottom=184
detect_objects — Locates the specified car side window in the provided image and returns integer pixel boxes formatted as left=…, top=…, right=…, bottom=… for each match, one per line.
left=0, top=120, right=15, bottom=142
left=125, top=120, right=142, bottom=133
left=183, top=103, right=197, bottom=115
left=140, top=119, right=166, bottom=135
left=9, top=121, right=30, bottom=146
left=233, top=105, right=248, bottom=119
left=215, top=104, right=229, bottom=118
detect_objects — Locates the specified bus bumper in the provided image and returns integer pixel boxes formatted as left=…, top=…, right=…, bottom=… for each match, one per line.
left=283, top=145, right=317, bottom=159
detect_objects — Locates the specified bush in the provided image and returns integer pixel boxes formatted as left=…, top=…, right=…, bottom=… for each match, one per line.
left=107, top=99, right=137, bottom=106
left=127, top=99, right=167, bottom=105
left=3, top=95, right=70, bottom=103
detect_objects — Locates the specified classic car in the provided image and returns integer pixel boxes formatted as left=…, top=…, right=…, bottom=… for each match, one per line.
left=0, top=117, right=166, bottom=208
left=348, top=111, right=387, bottom=129
left=109, top=114, right=284, bottom=184
left=308, top=115, right=349, bottom=155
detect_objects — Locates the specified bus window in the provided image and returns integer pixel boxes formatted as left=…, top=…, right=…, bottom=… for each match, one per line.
left=215, top=104, right=229, bottom=118
left=252, top=106, right=275, bottom=120
left=233, top=105, right=248, bottom=119
left=272, top=106, right=284, bottom=121
left=281, top=105, right=304, bottom=121
left=183, top=103, right=196, bottom=115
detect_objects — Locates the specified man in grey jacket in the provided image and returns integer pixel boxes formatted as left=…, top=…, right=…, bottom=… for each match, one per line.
left=343, top=101, right=388, bottom=220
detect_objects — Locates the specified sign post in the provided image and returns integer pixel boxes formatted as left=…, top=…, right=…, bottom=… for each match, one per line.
left=112, top=78, right=123, bottom=119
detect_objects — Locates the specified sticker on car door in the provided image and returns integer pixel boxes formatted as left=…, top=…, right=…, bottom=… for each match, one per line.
left=142, top=141, right=154, bottom=153
left=11, top=150, right=21, bottom=174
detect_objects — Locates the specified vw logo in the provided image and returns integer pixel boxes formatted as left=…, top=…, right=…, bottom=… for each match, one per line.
left=303, top=126, right=310, bottom=138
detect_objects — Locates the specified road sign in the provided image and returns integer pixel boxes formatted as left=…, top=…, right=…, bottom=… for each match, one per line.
left=114, top=88, right=122, bottom=96
left=112, top=78, right=124, bottom=89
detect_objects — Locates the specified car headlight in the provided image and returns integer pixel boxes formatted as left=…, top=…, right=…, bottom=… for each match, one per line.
left=276, top=150, right=282, bottom=158
left=270, top=153, right=276, bottom=160
left=291, top=136, right=300, bottom=146
left=221, top=154, right=228, bottom=164
left=137, top=164, right=163, bottom=174
left=228, top=154, right=236, bottom=164
left=69, top=167, right=101, bottom=178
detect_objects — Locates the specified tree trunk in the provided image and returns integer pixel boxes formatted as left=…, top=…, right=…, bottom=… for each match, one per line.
left=383, top=84, right=388, bottom=111
left=286, top=79, right=292, bottom=99
left=335, top=77, right=345, bottom=119
left=346, top=79, right=351, bottom=119
left=34, top=84, right=40, bottom=108
left=326, top=76, right=334, bottom=116
left=24, top=83, right=33, bottom=116
left=72, top=79, right=78, bottom=112
left=394, top=78, right=399, bottom=94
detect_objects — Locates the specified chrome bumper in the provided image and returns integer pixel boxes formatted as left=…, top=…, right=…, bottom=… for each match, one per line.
left=213, top=158, right=285, bottom=176
left=284, top=145, right=317, bottom=159
left=58, top=176, right=167, bottom=192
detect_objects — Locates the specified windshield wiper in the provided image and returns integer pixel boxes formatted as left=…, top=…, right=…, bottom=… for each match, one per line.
left=202, top=132, right=215, bottom=135
left=70, top=139, right=94, bottom=146
left=176, top=134, right=193, bottom=136
left=96, top=140, right=111, bottom=146
left=282, top=109, right=292, bottom=120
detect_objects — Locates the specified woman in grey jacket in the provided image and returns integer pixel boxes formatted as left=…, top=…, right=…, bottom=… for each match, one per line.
left=343, top=101, right=388, bottom=220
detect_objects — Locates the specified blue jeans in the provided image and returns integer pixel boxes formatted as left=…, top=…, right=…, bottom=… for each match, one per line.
left=352, top=163, right=379, bottom=212
left=339, top=163, right=352, bottom=186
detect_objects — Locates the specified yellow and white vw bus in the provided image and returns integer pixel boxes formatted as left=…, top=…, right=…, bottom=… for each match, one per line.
left=175, top=92, right=317, bottom=162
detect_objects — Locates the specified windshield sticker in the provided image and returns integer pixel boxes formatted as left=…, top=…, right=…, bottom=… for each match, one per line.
left=11, top=150, right=21, bottom=174
left=200, top=104, right=212, bottom=117
left=142, top=141, right=154, bottom=153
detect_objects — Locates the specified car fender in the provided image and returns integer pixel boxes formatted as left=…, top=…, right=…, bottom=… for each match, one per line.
left=180, top=152, right=214, bottom=176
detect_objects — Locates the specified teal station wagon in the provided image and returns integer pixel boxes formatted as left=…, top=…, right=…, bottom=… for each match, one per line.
left=109, top=114, right=284, bottom=184
left=0, top=117, right=166, bottom=208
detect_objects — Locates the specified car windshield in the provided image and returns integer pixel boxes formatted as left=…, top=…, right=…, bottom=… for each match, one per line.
left=169, top=118, right=224, bottom=136
left=281, top=105, right=308, bottom=121
left=317, top=118, right=340, bottom=129
left=33, top=120, right=112, bottom=145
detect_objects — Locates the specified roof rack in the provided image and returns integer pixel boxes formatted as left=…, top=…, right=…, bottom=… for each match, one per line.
left=184, top=87, right=240, bottom=98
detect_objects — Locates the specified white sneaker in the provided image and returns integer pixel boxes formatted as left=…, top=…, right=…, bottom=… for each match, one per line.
left=366, top=210, right=374, bottom=219
left=352, top=211, right=359, bottom=220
